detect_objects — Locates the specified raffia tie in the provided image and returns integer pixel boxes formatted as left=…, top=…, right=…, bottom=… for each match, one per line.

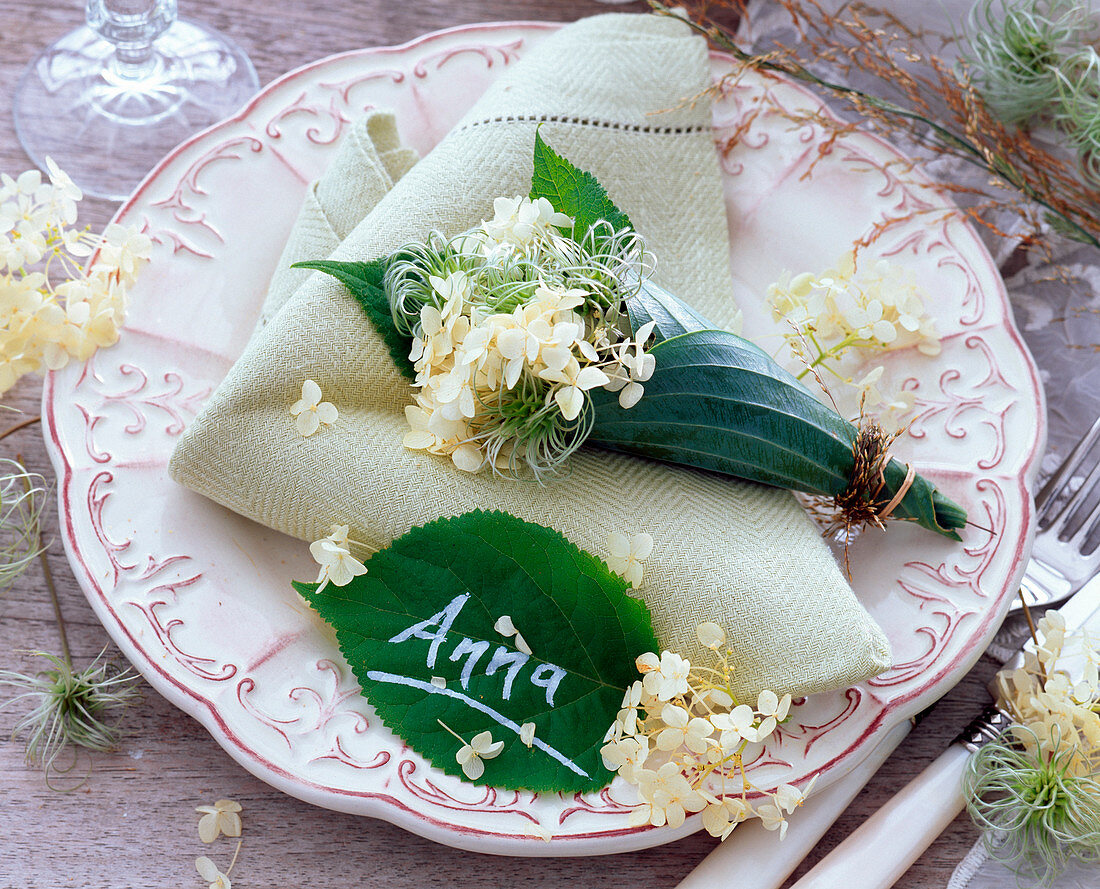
left=874, top=462, right=916, bottom=521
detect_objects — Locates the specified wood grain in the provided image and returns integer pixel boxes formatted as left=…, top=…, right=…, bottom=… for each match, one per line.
left=0, top=2, right=995, bottom=887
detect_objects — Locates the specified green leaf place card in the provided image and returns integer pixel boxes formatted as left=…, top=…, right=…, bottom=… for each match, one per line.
left=295, top=510, right=659, bottom=793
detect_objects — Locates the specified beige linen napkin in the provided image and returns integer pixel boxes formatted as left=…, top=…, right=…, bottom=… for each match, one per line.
left=255, top=110, right=418, bottom=335
left=170, top=13, right=891, bottom=700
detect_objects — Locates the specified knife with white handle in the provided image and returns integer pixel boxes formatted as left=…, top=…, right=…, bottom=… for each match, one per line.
left=786, top=580, right=1100, bottom=889
left=675, top=718, right=912, bottom=889
left=787, top=708, right=1010, bottom=889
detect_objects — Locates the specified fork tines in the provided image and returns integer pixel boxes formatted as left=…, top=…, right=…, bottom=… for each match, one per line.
left=1036, top=414, right=1100, bottom=550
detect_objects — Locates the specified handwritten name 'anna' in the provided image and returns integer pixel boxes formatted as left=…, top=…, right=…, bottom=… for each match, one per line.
left=388, top=592, right=567, bottom=706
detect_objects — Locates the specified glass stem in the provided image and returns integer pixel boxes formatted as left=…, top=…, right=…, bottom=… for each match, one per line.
left=113, top=45, right=156, bottom=81
left=86, top=0, right=177, bottom=80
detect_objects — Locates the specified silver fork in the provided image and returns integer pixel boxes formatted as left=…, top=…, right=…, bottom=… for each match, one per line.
left=1017, top=413, right=1100, bottom=613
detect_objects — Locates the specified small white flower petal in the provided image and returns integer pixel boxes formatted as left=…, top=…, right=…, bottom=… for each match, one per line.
left=632, top=532, right=654, bottom=561
left=196, top=857, right=219, bottom=881
left=480, top=739, right=505, bottom=760
left=607, top=531, right=632, bottom=560
left=554, top=385, right=584, bottom=421
left=696, top=622, right=726, bottom=650
left=460, top=754, right=485, bottom=780
left=300, top=379, right=322, bottom=405
left=220, top=812, right=242, bottom=838
left=520, top=722, right=536, bottom=747
left=575, top=365, right=611, bottom=390
left=197, top=813, right=219, bottom=844
left=296, top=411, right=321, bottom=437
left=757, top=689, right=780, bottom=717
left=618, top=381, right=644, bottom=409
left=451, top=443, right=485, bottom=473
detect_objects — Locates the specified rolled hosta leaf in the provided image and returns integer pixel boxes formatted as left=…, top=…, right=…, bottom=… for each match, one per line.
left=588, top=328, right=966, bottom=539
left=294, top=510, right=659, bottom=793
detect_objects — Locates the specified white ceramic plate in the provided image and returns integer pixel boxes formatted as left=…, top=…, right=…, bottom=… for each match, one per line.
left=42, top=22, right=1044, bottom=856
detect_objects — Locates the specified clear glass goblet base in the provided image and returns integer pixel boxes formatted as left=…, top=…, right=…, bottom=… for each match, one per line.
left=14, top=19, right=260, bottom=201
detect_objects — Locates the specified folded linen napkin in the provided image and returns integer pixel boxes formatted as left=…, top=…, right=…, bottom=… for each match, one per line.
left=255, top=111, right=418, bottom=337
left=170, top=13, right=891, bottom=700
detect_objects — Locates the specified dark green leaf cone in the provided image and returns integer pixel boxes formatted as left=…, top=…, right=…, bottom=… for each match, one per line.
left=588, top=328, right=964, bottom=540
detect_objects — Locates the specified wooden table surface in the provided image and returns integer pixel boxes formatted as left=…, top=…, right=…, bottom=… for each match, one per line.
left=0, top=2, right=1010, bottom=887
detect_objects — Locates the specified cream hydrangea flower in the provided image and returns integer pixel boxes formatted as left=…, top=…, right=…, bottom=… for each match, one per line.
left=767, top=251, right=940, bottom=421
left=606, top=531, right=654, bottom=587
left=392, top=200, right=657, bottom=477
left=655, top=703, right=714, bottom=754
left=712, top=701, right=776, bottom=749
left=776, top=778, right=816, bottom=814
left=756, top=801, right=790, bottom=839
left=309, top=525, right=367, bottom=591
left=637, top=650, right=691, bottom=701
left=455, top=729, right=505, bottom=780
left=608, top=319, right=657, bottom=409
left=749, top=778, right=816, bottom=841
left=196, top=857, right=232, bottom=889
left=44, top=156, right=81, bottom=209
left=701, top=794, right=753, bottom=840
left=483, top=195, right=572, bottom=246
left=600, top=733, right=651, bottom=782
left=196, top=798, right=242, bottom=843
left=629, top=761, right=708, bottom=828
left=604, top=623, right=807, bottom=843
left=290, top=379, right=338, bottom=437
left=0, top=159, right=150, bottom=393
left=757, top=689, right=793, bottom=721
left=993, top=610, right=1100, bottom=776
left=545, top=361, right=611, bottom=421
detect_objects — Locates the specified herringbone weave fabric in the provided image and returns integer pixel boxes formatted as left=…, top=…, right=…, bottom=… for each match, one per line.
left=255, top=111, right=418, bottom=337
left=170, top=13, right=891, bottom=699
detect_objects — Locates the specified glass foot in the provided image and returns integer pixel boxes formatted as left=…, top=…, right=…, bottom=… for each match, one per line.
left=14, top=19, right=260, bottom=201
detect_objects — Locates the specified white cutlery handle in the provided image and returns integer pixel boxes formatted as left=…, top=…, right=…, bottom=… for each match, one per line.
left=790, top=743, right=970, bottom=889
left=674, top=720, right=912, bottom=889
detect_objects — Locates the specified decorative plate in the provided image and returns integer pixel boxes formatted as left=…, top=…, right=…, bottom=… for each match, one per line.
left=42, top=22, right=1044, bottom=856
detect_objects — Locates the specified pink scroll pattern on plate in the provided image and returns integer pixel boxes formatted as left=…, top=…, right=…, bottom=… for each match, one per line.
left=236, top=660, right=390, bottom=770
left=71, top=353, right=211, bottom=463
left=136, top=36, right=527, bottom=265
